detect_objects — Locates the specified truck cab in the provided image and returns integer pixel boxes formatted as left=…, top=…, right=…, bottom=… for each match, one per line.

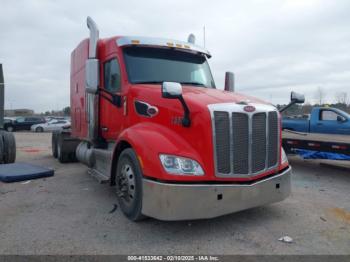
left=53, top=17, right=292, bottom=221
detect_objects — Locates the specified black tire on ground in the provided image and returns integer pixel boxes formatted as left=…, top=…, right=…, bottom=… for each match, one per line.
left=57, top=134, right=69, bottom=163
left=36, top=126, right=44, bottom=132
left=2, top=131, right=16, bottom=164
left=115, top=148, right=145, bottom=221
left=0, top=131, right=4, bottom=163
left=51, top=131, right=59, bottom=158
left=6, top=125, right=14, bottom=132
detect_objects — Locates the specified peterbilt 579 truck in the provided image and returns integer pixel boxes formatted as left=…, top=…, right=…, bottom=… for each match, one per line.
left=52, top=17, right=303, bottom=221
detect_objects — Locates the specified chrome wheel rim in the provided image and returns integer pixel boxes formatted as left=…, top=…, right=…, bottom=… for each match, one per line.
left=117, top=163, right=136, bottom=206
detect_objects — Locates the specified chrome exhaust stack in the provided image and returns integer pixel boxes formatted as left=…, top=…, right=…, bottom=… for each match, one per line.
left=85, top=17, right=100, bottom=144
left=87, top=16, right=99, bottom=59
left=0, top=64, right=4, bottom=129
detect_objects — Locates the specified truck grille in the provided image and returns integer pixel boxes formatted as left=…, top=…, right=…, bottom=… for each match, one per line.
left=210, top=104, right=279, bottom=177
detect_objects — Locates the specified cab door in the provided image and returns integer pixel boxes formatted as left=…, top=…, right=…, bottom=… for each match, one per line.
left=315, top=109, right=348, bottom=134
left=99, top=55, right=125, bottom=141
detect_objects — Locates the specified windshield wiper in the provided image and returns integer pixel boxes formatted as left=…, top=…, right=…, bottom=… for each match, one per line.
left=180, top=82, right=206, bottom=87
left=133, top=81, right=163, bottom=84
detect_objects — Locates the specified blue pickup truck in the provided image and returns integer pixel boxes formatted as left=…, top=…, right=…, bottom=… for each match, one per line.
left=282, top=107, right=350, bottom=135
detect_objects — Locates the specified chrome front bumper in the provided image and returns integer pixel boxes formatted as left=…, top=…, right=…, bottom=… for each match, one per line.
left=142, top=167, right=291, bottom=221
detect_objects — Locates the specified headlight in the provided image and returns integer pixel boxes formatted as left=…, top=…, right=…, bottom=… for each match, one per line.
left=159, top=154, right=204, bottom=176
left=281, top=148, right=288, bottom=164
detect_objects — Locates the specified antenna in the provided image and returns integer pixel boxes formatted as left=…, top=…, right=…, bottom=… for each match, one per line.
left=203, top=26, right=206, bottom=48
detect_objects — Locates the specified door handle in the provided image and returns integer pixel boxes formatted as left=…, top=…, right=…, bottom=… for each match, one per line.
left=101, top=127, right=108, bottom=132
left=317, top=123, right=323, bottom=126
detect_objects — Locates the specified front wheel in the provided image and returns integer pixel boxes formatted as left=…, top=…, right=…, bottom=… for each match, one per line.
left=115, top=148, right=145, bottom=221
left=6, top=126, right=14, bottom=132
left=35, top=126, right=44, bottom=132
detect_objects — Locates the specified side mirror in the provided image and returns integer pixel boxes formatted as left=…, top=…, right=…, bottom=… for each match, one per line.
left=162, top=82, right=182, bottom=99
left=291, top=91, right=305, bottom=104
left=162, top=82, right=191, bottom=127
left=337, top=115, right=345, bottom=122
left=279, top=91, right=305, bottom=113
left=224, top=72, right=234, bottom=92
left=85, top=59, right=99, bottom=94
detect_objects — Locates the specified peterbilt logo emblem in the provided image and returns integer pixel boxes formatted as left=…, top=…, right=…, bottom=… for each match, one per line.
left=243, top=105, right=256, bottom=112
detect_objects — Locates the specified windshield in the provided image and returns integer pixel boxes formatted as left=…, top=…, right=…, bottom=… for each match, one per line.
left=123, top=47, right=215, bottom=88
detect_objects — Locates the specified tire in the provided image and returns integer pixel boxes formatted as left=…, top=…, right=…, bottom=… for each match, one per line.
left=1, top=131, right=16, bottom=163
left=35, top=126, right=44, bottom=132
left=57, top=134, right=69, bottom=163
left=6, top=125, right=14, bottom=132
left=51, top=131, right=58, bottom=158
left=116, top=148, right=145, bottom=221
left=0, top=132, right=4, bottom=163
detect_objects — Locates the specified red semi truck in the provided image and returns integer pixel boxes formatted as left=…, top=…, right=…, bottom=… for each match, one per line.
left=52, top=17, right=300, bottom=221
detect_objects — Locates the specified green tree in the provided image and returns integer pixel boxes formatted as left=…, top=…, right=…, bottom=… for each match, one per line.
left=63, top=106, right=70, bottom=116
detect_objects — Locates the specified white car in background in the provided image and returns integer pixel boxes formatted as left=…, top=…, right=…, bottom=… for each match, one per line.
left=31, top=119, right=71, bottom=132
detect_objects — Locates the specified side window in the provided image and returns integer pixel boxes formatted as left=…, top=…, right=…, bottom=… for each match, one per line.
left=104, top=58, right=121, bottom=92
left=320, top=110, right=338, bottom=121
left=16, top=117, right=25, bottom=123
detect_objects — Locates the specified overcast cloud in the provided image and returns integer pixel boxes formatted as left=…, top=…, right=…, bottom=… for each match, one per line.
left=1, top=0, right=349, bottom=112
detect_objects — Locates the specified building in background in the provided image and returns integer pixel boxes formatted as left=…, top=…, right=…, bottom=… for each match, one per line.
left=5, top=109, right=34, bottom=117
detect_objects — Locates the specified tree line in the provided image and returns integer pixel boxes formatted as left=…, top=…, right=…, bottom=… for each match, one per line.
left=40, top=106, right=70, bottom=116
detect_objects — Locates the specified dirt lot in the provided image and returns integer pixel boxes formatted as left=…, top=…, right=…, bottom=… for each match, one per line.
left=0, top=132, right=349, bottom=255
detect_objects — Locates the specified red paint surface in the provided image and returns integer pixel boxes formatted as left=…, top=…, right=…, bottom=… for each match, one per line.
left=70, top=36, right=286, bottom=182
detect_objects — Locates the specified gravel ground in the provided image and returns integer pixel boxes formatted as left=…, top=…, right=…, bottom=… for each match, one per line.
left=0, top=132, right=349, bottom=255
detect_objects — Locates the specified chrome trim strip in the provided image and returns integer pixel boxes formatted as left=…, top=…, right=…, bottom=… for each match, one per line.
left=208, top=103, right=280, bottom=178
left=248, top=113, right=252, bottom=174
left=116, top=36, right=211, bottom=58
left=229, top=112, right=234, bottom=174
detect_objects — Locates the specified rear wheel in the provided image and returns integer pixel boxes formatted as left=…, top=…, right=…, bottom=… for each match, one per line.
left=35, top=126, right=44, bottom=132
left=116, top=148, right=145, bottom=221
left=6, top=126, right=14, bottom=132
left=51, top=131, right=58, bottom=158
left=0, top=132, right=4, bottom=163
left=1, top=131, right=16, bottom=163
left=57, top=135, right=69, bottom=163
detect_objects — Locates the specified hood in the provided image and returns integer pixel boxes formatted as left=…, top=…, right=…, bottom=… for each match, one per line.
left=131, top=84, right=272, bottom=109
left=181, top=85, right=270, bottom=107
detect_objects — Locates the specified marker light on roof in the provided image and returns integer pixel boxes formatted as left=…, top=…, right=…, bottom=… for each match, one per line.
left=187, top=33, right=195, bottom=44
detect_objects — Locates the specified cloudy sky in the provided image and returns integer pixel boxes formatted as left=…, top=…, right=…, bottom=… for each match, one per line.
left=1, top=0, right=349, bottom=112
